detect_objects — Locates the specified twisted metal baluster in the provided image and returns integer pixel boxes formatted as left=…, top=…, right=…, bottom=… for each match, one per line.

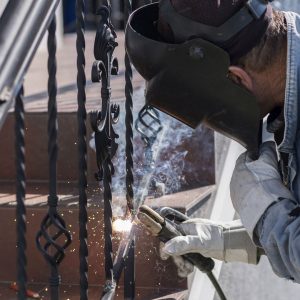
left=123, top=1, right=135, bottom=299
left=47, top=18, right=58, bottom=204
left=36, top=17, right=72, bottom=300
left=89, top=3, right=119, bottom=298
left=103, top=155, right=114, bottom=284
left=15, top=86, right=27, bottom=300
left=76, top=1, right=89, bottom=299
left=124, top=0, right=134, bottom=215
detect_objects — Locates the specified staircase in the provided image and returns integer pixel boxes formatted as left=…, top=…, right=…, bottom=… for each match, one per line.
left=0, top=31, right=215, bottom=300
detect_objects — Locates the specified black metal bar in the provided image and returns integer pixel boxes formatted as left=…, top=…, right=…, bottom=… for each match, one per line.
left=36, top=17, right=72, bottom=300
left=15, top=86, right=27, bottom=300
left=0, top=0, right=60, bottom=129
left=103, top=159, right=115, bottom=283
left=89, top=3, right=120, bottom=298
left=124, top=0, right=134, bottom=215
left=47, top=16, right=59, bottom=300
left=47, top=16, right=58, bottom=205
left=123, top=0, right=135, bottom=298
left=76, top=0, right=89, bottom=299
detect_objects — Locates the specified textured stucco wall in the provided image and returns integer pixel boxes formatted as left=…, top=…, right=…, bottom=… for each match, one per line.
left=273, top=0, right=300, bottom=13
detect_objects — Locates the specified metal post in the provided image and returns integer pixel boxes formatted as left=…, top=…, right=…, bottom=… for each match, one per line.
left=36, top=17, right=72, bottom=300
left=124, top=1, right=135, bottom=298
left=15, top=86, right=27, bottom=300
left=76, top=1, right=89, bottom=299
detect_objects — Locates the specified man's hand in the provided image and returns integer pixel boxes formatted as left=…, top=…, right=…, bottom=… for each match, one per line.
left=230, top=141, right=295, bottom=237
left=160, top=219, right=258, bottom=277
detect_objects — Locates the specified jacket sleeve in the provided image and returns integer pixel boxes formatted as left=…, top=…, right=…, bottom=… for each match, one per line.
left=256, top=197, right=300, bottom=282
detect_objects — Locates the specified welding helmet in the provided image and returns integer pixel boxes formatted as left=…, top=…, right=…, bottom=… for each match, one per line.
left=125, top=0, right=273, bottom=155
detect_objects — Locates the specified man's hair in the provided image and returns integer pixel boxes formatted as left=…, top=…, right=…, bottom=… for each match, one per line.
left=233, top=10, right=287, bottom=74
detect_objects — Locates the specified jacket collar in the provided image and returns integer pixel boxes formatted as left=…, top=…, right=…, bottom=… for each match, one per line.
left=277, top=12, right=300, bottom=153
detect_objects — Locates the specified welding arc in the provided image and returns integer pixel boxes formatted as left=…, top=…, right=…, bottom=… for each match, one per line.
left=109, top=117, right=168, bottom=292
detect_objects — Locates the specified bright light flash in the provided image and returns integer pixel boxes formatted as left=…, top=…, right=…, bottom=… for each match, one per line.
left=113, top=219, right=132, bottom=233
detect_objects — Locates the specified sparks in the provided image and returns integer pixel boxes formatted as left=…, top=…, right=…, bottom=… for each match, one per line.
left=113, top=219, right=132, bottom=233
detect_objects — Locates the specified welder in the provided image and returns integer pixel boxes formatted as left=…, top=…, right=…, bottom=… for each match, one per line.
left=125, top=0, right=300, bottom=282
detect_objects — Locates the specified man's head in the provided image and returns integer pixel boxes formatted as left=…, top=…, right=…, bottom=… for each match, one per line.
left=125, top=0, right=286, bottom=154
left=158, top=0, right=287, bottom=117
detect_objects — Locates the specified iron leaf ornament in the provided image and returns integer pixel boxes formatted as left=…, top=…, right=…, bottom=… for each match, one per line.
left=90, top=2, right=119, bottom=181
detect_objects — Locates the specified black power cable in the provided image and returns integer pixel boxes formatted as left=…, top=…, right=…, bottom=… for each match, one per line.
left=156, top=207, right=227, bottom=300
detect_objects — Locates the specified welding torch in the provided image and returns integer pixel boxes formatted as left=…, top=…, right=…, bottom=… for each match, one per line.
left=138, top=205, right=227, bottom=300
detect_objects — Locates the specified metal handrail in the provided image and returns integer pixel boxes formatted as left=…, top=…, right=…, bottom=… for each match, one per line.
left=0, top=0, right=60, bottom=129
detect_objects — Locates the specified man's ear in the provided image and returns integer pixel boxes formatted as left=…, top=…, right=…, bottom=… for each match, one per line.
left=228, top=66, right=254, bottom=92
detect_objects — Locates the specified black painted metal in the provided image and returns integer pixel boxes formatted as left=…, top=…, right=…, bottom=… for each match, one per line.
left=123, top=0, right=135, bottom=298
left=135, top=105, right=163, bottom=169
left=124, top=0, right=134, bottom=215
left=89, top=3, right=120, bottom=297
left=15, top=86, right=27, bottom=300
left=36, top=17, right=72, bottom=300
left=76, top=0, right=89, bottom=299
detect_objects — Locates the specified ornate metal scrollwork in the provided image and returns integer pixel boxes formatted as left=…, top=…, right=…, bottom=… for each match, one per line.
left=90, top=4, right=120, bottom=181
left=89, top=2, right=119, bottom=295
left=135, top=104, right=163, bottom=147
left=36, top=211, right=72, bottom=266
left=135, top=104, right=163, bottom=167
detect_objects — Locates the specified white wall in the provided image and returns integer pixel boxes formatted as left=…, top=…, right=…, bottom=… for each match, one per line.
left=273, top=0, right=300, bottom=13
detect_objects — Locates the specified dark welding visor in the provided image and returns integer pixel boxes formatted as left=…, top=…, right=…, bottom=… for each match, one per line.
left=125, top=2, right=261, bottom=155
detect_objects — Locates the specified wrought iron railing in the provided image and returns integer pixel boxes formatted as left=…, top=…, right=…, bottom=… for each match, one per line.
left=0, top=0, right=161, bottom=299
left=1, top=1, right=294, bottom=299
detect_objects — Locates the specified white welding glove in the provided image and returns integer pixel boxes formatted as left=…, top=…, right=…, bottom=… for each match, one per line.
left=160, top=219, right=259, bottom=278
left=230, top=141, right=295, bottom=238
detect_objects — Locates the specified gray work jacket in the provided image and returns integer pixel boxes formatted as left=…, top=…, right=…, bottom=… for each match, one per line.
left=256, top=11, right=300, bottom=282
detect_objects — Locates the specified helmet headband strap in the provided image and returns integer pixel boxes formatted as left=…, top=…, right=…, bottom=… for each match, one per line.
left=159, top=0, right=270, bottom=44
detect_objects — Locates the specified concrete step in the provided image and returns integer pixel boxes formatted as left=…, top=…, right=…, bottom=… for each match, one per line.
left=0, top=31, right=216, bottom=299
left=0, top=182, right=214, bottom=299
